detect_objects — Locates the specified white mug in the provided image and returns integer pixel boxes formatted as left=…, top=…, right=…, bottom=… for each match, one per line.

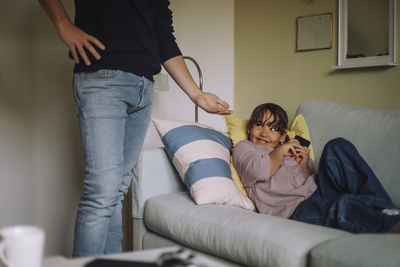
left=0, top=225, right=45, bottom=267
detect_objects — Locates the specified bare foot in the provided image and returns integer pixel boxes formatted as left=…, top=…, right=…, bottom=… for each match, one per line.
left=392, top=224, right=400, bottom=233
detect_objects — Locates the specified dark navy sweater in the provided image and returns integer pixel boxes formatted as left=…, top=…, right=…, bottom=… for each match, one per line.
left=72, top=0, right=182, bottom=80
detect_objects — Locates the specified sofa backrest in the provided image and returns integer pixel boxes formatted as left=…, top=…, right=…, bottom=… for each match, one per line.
left=297, top=99, right=400, bottom=206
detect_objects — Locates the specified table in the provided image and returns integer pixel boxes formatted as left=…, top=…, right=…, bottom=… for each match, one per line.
left=44, top=246, right=241, bottom=267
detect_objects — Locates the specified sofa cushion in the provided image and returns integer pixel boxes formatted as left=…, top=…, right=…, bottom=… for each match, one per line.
left=309, top=234, right=400, bottom=267
left=144, top=192, right=349, bottom=267
left=152, top=118, right=255, bottom=210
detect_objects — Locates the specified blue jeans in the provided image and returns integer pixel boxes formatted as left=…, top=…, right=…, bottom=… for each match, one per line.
left=290, top=138, right=400, bottom=233
left=72, top=70, right=153, bottom=257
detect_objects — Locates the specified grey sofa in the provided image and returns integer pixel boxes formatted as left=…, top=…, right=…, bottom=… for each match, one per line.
left=131, top=99, right=400, bottom=267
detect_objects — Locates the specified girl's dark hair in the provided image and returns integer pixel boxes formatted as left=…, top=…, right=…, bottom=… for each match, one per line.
left=246, top=103, right=288, bottom=138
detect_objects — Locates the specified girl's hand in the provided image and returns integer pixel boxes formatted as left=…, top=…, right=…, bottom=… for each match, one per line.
left=269, top=139, right=301, bottom=177
left=294, top=145, right=313, bottom=175
left=295, top=145, right=310, bottom=165
left=57, top=22, right=106, bottom=66
left=280, top=139, right=301, bottom=156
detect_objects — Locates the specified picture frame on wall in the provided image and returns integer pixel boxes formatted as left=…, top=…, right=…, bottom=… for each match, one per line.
left=296, top=13, right=333, bottom=51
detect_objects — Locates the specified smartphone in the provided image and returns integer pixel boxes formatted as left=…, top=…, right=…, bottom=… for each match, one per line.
left=294, top=135, right=310, bottom=147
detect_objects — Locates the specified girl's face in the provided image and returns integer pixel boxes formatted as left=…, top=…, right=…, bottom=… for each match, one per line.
left=248, top=110, right=287, bottom=149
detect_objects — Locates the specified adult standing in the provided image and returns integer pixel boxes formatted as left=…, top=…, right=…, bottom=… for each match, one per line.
left=39, top=0, right=232, bottom=257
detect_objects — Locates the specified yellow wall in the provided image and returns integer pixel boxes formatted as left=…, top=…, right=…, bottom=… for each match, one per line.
left=234, top=0, right=400, bottom=122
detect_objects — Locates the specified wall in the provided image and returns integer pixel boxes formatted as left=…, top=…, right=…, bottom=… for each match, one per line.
left=143, top=0, right=234, bottom=148
left=0, top=0, right=233, bottom=257
left=234, top=0, right=400, bottom=121
left=0, top=0, right=80, bottom=257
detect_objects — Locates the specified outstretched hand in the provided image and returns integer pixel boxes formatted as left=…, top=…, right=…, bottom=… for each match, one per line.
left=193, top=92, right=233, bottom=115
left=58, top=22, right=105, bottom=66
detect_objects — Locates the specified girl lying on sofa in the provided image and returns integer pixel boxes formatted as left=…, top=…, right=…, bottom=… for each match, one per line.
left=233, top=103, right=400, bottom=233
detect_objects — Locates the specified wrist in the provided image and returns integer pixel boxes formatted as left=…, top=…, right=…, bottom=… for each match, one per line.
left=55, top=18, right=73, bottom=32
left=189, top=89, right=203, bottom=103
left=275, top=145, right=287, bottom=158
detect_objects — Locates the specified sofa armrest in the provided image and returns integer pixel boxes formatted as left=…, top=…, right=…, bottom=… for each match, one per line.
left=310, top=234, right=400, bottom=267
left=132, top=147, right=186, bottom=219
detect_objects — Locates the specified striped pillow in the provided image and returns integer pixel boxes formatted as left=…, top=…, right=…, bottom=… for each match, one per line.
left=153, top=118, right=255, bottom=210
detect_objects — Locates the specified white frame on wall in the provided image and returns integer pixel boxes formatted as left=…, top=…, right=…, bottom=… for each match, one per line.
left=334, top=0, right=398, bottom=69
left=296, top=13, right=333, bottom=52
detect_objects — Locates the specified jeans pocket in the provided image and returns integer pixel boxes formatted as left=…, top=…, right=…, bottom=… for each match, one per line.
left=127, top=76, right=148, bottom=112
left=76, top=69, right=121, bottom=104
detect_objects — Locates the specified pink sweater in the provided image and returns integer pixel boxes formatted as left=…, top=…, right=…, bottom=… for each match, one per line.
left=233, top=140, right=318, bottom=218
